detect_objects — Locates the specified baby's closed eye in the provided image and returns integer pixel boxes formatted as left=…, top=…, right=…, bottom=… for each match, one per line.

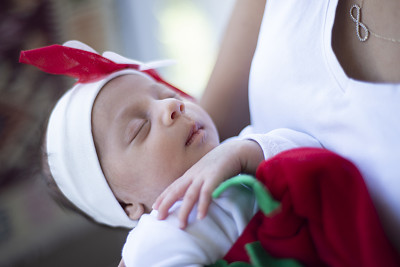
left=125, top=119, right=149, bottom=144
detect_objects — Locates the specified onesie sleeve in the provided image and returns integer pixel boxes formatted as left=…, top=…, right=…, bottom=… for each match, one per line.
left=238, top=127, right=322, bottom=159
left=123, top=215, right=217, bottom=267
left=122, top=187, right=256, bottom=267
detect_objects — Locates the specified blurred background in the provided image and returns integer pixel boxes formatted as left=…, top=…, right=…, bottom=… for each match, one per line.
left=0, top=0, right=234, bottom=266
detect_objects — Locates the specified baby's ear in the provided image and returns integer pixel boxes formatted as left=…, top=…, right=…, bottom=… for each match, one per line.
left=123, top=203, right=144, bottom=220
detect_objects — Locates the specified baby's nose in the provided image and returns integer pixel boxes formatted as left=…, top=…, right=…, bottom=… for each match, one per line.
left=160, top=99, right=185, bottom=126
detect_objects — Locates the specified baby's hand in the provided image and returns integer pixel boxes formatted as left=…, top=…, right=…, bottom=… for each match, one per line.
left=152, top=140, right=263, bottom=229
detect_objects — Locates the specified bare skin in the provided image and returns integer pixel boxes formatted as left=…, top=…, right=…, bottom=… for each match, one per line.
left=332, top=0, right=400, bottom=83
left=153, top=139, right=264, bottom=228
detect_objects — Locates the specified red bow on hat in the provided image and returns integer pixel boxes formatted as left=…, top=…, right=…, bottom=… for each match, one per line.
left=19, top=44, right=193, bottom=99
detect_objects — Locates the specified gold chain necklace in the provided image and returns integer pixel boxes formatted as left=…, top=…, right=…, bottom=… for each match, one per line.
left=350, top=0, right=400, bottom=43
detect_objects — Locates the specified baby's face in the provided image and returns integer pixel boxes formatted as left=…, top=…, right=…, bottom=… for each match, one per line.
left=92, top=74, right=219, bottom=219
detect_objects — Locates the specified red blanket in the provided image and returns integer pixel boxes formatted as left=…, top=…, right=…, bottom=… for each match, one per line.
left=223, top=148, right=400, bottom=266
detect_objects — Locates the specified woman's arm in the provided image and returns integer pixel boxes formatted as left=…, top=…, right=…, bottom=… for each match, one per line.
left=201, top=0, right=266, bottom=141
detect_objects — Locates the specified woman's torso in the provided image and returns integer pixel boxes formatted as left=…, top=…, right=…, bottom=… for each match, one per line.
left=249, top=0, right=400, bottom=248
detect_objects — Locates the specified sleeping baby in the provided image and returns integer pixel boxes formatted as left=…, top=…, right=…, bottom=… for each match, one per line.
left=20, top=40, right=321, bottom=266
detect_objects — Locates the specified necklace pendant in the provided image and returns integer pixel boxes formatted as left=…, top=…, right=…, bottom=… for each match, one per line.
left=350, top=4, right=369, bottom=42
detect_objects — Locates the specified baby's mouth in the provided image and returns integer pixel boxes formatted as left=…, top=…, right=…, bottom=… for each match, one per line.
left=185, top=122, right=203, bottom=146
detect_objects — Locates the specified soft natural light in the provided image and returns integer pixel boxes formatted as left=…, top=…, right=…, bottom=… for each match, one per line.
left=155, top=1, right=216, bottom=98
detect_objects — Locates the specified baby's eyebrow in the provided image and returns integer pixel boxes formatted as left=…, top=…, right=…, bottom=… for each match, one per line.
left=115, top=104, right=133, bottom=122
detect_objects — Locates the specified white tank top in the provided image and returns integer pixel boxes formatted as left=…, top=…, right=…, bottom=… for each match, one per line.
left=249, top=0, right=400, bottom=244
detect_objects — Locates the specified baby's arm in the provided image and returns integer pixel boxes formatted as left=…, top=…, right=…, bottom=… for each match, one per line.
left=123, top=195, right=249, bottom=267
left=153, top=139, right=263, bottom=229
left=153, top=128, right=322, bottom=228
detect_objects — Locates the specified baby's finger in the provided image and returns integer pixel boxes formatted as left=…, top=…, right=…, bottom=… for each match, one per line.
left=196, top=185, right=213, bottom=220
left=178, top=181, right=203, bottom=229
left=152, top=193, right=164, bottom=211
left=156, top=193, right=180, bottom=220
left=152, top=185, right=173, bottom=211
left=155, top=180, right=191, bottom=220
left=153, top=186, right=171, bottom=210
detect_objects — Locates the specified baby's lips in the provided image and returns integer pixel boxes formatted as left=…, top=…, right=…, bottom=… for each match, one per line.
left=185, top=121, right=203, bottom=146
